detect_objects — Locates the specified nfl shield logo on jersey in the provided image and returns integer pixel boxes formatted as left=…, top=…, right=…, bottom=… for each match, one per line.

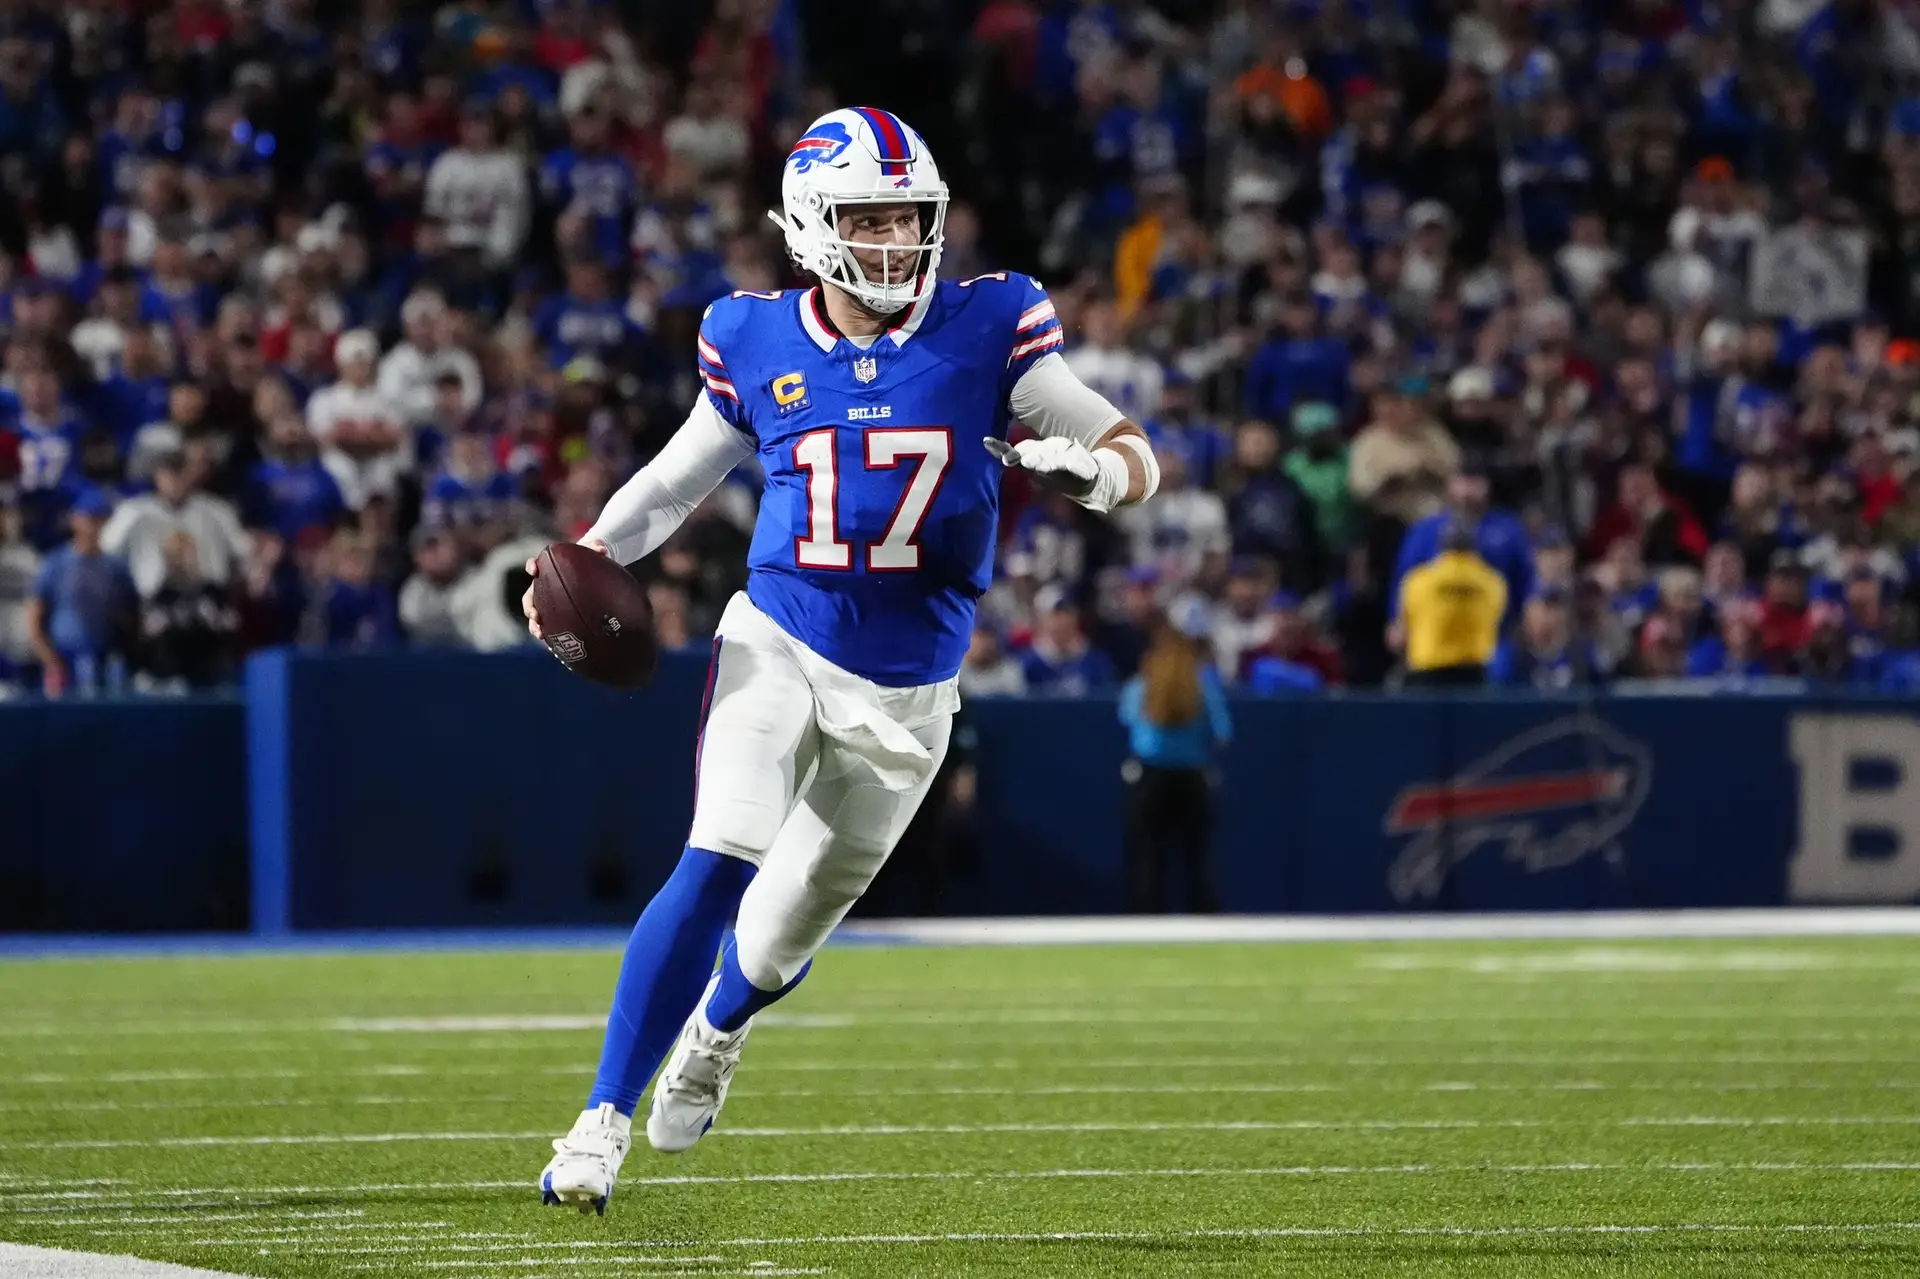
left=853, top=355, right=878, bottom=384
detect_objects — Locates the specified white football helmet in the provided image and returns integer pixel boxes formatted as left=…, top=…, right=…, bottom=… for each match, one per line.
left=768, top=106, right=949, bottom=315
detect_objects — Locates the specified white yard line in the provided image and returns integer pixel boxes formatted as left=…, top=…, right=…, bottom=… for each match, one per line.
left=159, top=1222, right=449, bottom=1239
left=11, top=1079, right=1920, bottom=1112
left=345, top=1259, right=817, bottom=1267
left=8, top=999, right=1920, bottom=1039
left=14, top=1047, right=1920, bottom=1088
left=20, top=1162, right=1920, bottom=1217
left=697, top=1222, right=1920, bottom=1246
left=13, top=1114, right=1920, bottom=1151
left=13, top=1052, right=1920, bottom=1087
left=59, top=1212, right=373, bottom=1229
left=837, top=908, right=1920, bottom=945
left=14, top=1109, right=1920, bottom=1153
left=175, top=1222, right=1920, bottom=1256
left=0, top=1244, right=258, bottom=1278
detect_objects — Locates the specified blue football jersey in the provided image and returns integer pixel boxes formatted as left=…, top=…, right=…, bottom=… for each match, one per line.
left=697, top=273, right=1064, bottom=686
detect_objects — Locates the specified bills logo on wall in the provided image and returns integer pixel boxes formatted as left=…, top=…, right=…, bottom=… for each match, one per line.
left=1383, top=718, right=1654, bottom=903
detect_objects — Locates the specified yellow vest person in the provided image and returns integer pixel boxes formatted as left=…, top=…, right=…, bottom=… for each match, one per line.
left=1396, top=521, right=1507, bottom=687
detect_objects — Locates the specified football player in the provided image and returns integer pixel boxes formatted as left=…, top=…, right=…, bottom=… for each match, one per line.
left=524, top=107, right=1159, bottom=1214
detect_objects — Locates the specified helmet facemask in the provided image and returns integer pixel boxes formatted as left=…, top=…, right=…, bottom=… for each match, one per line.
left=819, top=194, right=946, bottom=316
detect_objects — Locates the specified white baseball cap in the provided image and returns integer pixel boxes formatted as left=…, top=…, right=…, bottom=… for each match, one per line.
left=335, top=329, right=379, bottom=365
left=1447, top=366, right=1495, bottom=403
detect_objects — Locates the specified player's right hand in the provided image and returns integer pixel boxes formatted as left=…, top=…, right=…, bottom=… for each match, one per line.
left=523, top=539, right=611, bottom=640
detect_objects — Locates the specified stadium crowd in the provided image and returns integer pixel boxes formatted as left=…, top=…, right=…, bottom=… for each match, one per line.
left=5, top=0, right=1920, bottom=699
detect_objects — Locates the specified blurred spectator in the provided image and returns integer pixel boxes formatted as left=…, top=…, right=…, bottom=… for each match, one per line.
left=1096, top=566, right=1162, bottom=680
left=533, top=254, right=647, bottom=367
left=959, top=623, right=1027, bottom=697
left=1210, top=558, right=1276, bottom=681
left=1489, top=587, right=1601, bottom=691
left=1018, top=586, right=1115, bottom=696
left=647, top=580, right=693, bottom=652
left=1064, top=300, right=1163, bottom=424
left=1534, top=526, right=1577, bottom=595
left=1350, top=376, right=1460, bottom=573
left=245, top=414, right=348, bottom=545
left=135, top=530, right=240, bottom=691
left=1588, top=460, right=1710, bottom=567
left=307, top=330, right=409, bottom=512
left=307, top=531, right=400, bottom=651
left=100, top=452, right=250, bottom=600
left=1687, top=598, right=1772, bottom=679
left=1119, top=598, right=1230, bottom=913
left=12, top=366, right=89, bottom=551
left=1720, top=463, right=1798, bottom=581
left=1392, top=464, right=1533, bottom=631
left=1392, top=517, right=1505, bottom=688
left=1281, top=403, right=1355, bottom=560
left=26, top=492, right=137, bottom=697
left=1631, top=614, right=1691, bottom=681
left=397, top=528, right=465, bottom=647
left=538, top=105, right=640, bottom=268
left=1113, top=440, right=1228, bottom=591
left=125, top=381, right=209, bottom=486
left=1224, top=418, right=1323, bottom=594
left=1144, top=374, right=1231, bottom=489
left=1006, top=490, right=1089, bottom=592
left=0, top=504, right=40, bottom=692
left=1332, top=545, right=1393, bottom=688
left=422, top=430, right=518, bottom=552
left=1757, top=549, right=1814, bottom=663
left=238, top=531, right=306, bottom=652
left=379, top=292, right=483, bottom=427
left=1245, top=592, right=1342, bottom=692
left=1244, top=294, right=1349, bottom=421
left=424, top=100, right=532, bottom=273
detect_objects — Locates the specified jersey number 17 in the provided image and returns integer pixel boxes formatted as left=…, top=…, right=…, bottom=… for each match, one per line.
left=793, top=427, right=952, bottom=572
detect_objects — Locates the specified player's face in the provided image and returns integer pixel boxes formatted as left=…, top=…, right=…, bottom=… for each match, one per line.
left=837, top=203, right=922, bottom=289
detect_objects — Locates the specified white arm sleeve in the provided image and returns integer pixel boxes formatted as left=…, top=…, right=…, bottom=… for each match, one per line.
left=583, top=396, right=755, bottom=563
left=1009, top=351, right=1128, bottom=447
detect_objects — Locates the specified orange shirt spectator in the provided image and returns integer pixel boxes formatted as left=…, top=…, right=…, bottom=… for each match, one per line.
left=1235, top=61, right=1331, bottom=142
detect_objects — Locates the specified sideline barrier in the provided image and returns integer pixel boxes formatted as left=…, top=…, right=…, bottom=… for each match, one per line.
left=0, top=697, right=246, bottom=930
left=3, top=652, right=1919, bottom=931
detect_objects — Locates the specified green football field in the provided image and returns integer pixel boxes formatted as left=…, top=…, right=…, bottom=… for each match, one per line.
left=2, top=934, right=1919, bottom=1277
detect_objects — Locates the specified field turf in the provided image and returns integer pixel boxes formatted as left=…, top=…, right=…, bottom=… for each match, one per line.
left=2, top=935, right=1919, bottom=1277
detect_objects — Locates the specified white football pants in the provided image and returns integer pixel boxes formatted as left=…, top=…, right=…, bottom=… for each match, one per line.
left=688, top=593, right=955, bottom=990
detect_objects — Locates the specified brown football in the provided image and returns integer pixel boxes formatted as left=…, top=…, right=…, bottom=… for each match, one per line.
left=531, top=542, right=660, bottom=689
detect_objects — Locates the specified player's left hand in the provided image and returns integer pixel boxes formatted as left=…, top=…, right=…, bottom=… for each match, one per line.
left=983, top=436, right=1097, bottom=499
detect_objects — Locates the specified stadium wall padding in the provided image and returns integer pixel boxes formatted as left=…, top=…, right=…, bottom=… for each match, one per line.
left=0, top=697, right=248, bottom=931
left=6, top=653, right=1920, bottom=931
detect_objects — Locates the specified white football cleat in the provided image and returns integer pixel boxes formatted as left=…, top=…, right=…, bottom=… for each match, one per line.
left=647, top=976, right=751, bottom=1153
left=539, top=1102, right=631, bottom=1215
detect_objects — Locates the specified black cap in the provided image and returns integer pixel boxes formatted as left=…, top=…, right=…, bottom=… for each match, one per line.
left=1768, top=548, right=1807, bottom=575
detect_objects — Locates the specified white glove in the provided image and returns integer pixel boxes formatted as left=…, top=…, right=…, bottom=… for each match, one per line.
left=984, top=436, right=1128, bottom=513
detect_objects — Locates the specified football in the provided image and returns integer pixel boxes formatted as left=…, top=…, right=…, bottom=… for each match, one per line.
left=531, top=542, right=660, bottom=689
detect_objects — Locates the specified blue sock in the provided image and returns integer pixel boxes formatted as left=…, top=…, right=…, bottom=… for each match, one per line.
left=586, top=846, right=755, bottom=1115
left=705, top=934, right=811, bottom=1034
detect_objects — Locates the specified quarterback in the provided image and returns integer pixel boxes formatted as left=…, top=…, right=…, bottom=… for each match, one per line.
left=523, top=106, right=1159, bottom=1213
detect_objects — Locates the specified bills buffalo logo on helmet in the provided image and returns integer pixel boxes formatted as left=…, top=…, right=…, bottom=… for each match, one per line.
left=788, top=121, right=854, bottom=173
left=1383, top=717, right=1653, bottom=903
